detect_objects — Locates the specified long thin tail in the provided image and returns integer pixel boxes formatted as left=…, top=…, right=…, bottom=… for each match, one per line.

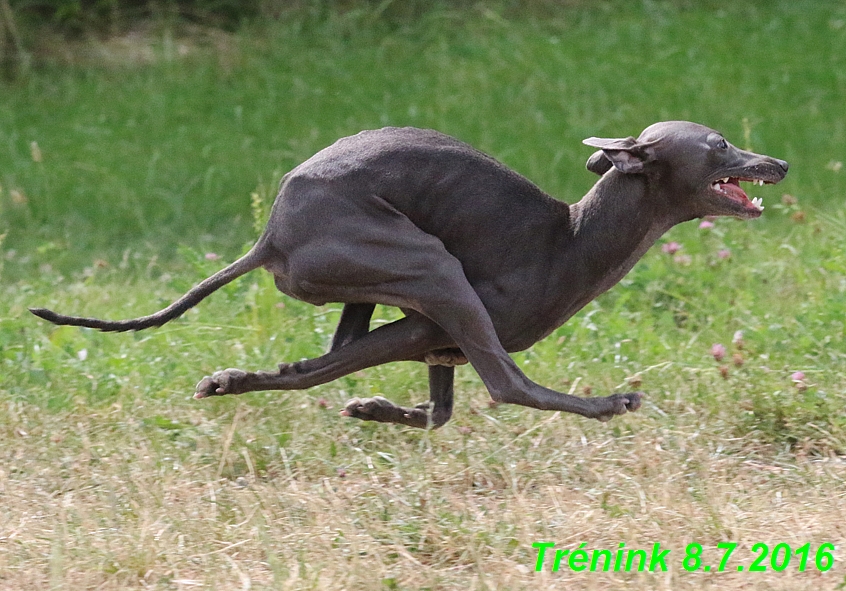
left=29, top=245, right=269, bottom=332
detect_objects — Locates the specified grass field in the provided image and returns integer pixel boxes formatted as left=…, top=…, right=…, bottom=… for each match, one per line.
left=3, top=1, right=846, bottom=589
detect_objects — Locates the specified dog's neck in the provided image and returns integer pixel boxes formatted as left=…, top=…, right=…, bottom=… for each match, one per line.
left=568, top=171, right=683, bottom=297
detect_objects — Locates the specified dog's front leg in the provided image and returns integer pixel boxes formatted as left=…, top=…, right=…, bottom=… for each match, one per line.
left=393, top=280, right=642, bottom=422
left=489, top=379, right=643, bottom=422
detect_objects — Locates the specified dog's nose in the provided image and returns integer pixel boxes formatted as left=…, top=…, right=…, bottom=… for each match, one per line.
left=777, top=159, right=789, bottom=172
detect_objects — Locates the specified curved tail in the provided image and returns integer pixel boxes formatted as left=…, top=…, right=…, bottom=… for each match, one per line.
left=29, top=245, right=269, bottom=332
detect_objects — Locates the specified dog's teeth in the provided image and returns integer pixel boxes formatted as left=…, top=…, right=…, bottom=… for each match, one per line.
left=721, top=177, right=730, bottom=183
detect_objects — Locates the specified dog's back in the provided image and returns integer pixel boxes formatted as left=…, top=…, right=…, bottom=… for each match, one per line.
left=266, top=127, right=572, bottom=289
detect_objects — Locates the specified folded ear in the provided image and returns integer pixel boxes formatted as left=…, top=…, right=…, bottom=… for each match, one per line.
left=582, top=136, right=657, bottom=174
left=586, top=150, right=613, bottom=175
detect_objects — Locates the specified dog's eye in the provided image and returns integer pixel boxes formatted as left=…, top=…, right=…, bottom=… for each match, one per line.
left=717, top=139, right=728, bottom=150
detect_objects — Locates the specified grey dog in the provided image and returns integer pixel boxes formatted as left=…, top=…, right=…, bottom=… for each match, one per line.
left=32, top=121, right=788, bottom=429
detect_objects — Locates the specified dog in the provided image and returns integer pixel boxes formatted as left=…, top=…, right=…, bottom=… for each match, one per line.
left=31, top=121, right=788, bottom=428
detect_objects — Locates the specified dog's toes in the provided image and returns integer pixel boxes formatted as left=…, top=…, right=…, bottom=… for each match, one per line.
left=341, top=396, right=419, bottom=425
left=193, top=368, right=247, bottom=399
left=595, top=392, right=643, bottom=422
left=339, top=397, right=360, bottom=417
left=341, top=397, right=366, bottom=418
left=194, top=376, right=217, bottom=399
left=624, top=391, right=643, bottom=412
left=340, top=396, right=431, bottom=428
left=341, top=396, right=389, bottom=419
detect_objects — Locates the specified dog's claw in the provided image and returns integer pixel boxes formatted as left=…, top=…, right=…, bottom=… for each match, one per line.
left=193, top=368, right=248, bottom=399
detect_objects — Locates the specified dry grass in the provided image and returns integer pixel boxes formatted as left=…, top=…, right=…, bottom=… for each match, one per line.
left=2, top=384, right=846, bottom=590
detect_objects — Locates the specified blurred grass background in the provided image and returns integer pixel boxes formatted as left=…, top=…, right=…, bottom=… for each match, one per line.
left=2, top=0, right=843, bottom=271
left=3, top=1, right=846, bottom=589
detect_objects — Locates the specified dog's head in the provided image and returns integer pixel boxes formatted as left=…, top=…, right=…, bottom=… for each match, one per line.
left=584, top=121, right=789, bottom=219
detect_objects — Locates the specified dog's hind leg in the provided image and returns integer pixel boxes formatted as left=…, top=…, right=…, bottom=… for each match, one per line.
left=196, top=304, right=457, bottom=428
left=193, top=312, right=451, bottom=398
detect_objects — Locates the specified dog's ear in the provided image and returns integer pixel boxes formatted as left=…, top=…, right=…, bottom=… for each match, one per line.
left=586, top=150, right=614, bottom=175
left=582, top=136, right=657, bottom=174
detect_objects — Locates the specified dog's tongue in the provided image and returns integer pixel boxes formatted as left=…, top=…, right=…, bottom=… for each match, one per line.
left=721, top=182, right=750, bottom=205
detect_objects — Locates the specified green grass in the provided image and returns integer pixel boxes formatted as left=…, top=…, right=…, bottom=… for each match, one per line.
left=3, top=1, right=846, bottom=589
left=2, top=1, right=844, bottom=269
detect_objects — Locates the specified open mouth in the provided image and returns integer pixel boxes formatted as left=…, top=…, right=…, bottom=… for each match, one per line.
left=710, top=177, right=769, bottom=212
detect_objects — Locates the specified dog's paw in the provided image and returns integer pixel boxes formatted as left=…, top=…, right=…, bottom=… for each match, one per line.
left=340, top=396, right=397, bottom=422
left=193, top=368, right=248, bottom=399
left=340, top=396, right=431, bottom=428
left=595, top=391, right=643, bottom=422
